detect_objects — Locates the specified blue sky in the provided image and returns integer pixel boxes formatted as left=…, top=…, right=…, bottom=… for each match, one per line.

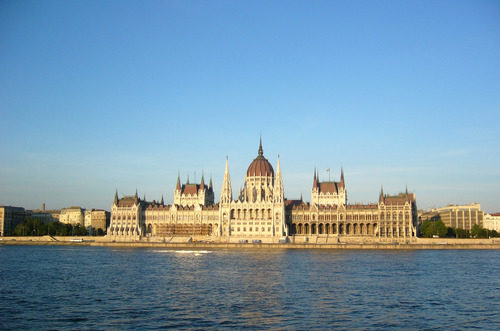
left=1, top=0, right=499, bottom=212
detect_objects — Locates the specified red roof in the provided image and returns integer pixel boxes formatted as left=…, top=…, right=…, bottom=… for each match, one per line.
left=319, top=182, right=338, bottom=193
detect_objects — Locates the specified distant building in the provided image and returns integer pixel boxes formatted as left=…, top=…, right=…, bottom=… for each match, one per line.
left=30, top=204, right=60, bottom=223
left=30, top=212, right=57, bottom=224
left=419, top=203, right=484, bottom=231
left=483, top=213, right=500, bottom=232
left=59, top=207, right=85, bottom=226
left=0, top=206, right=26, bottom=236
left=84, top=209, right=110, bottom=231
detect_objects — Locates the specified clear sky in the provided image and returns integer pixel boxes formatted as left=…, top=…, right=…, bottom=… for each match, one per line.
left=1, top=0, right=499, bottom=213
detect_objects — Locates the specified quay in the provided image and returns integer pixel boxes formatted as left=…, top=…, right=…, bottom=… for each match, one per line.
left=2, top=236, right=500, bottom=250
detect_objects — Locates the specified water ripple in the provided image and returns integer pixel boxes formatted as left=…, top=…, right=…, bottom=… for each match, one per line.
left=0, top=247, right=499, bottom=329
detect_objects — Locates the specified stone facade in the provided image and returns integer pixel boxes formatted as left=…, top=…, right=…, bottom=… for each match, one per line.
left=311, top=168, right=346, bottom=207
left=58, top=207, right=85, bottom=226
left=288, top=182, right=417, bottom=240
left=84, top=209, right=110, bottom=231
left=107, top=140, right=417, bottom=241
left=481, top=213, right=500, bottom=232
left=218, top=140, right=286, bottom=238
left=174, top=173, right=214, bottom=207
left=107, top=191, right=147, bottom=239
left=0, top=206, right=26, bottom=236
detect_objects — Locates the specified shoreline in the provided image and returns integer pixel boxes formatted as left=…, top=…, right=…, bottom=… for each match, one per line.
left=2, top=236, right=500, bottom=250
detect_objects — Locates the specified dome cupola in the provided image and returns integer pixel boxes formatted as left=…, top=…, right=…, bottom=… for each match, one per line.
left=246, top=138, right=274, bottom=177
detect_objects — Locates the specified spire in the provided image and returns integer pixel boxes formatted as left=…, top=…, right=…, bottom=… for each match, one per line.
left=405, top=185, right=408, bottom=195
left=200, top=170, right=205, bottom=188
left=209, top=175, right=213, bottom=191
left=220, top=157, right=232, bottom=204
left=135, top=188, right=138, bottom=198
left=161, top=195, right=164, bottom=206
left=300, top=192, right=303, bottom=201
left=274, top=155, right=284, bottom=203
left=186, top=175, right=190, bottom=184
left=258, top=136, right=263, bottom=156
left=134, top=189, right=138, bottom=204
left=340, top=167, right=345, bottom=187
left=176, top=171, right=181, bottom=191
left=379, top=186, right=384, bottom=202
left=313, top=168, right=318, bottom=189
left=114, top=189, right=119, bottom=205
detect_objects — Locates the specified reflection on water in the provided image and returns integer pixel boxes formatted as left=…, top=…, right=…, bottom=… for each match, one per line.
left=0, top=246, right=499, bottom=329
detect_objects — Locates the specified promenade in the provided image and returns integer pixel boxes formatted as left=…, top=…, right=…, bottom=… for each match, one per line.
left=2, top=236, right=500, bottom=250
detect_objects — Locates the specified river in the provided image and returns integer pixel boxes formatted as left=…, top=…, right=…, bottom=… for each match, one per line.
left=1, top=246, right=499, bottom=329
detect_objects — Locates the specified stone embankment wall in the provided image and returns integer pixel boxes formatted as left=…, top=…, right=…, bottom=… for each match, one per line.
left=2, top=235, right=500, bottom=249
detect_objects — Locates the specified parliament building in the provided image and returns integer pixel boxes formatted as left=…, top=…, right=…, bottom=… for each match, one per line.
left=107, top=140, right=418, bottom=242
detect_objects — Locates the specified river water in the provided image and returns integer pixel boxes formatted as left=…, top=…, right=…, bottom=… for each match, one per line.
left=0, top=246, right=499, bottom=330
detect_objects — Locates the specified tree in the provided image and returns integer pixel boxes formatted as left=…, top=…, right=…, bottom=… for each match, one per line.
left=420, top=219, right=447, bottom=238
left=471, top=224, right=489, bottom=238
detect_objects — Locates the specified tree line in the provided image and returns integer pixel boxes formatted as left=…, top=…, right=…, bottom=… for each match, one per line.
left=420, top=219, right=499, bottom=238
left=11, top=217, right=106, bottom=236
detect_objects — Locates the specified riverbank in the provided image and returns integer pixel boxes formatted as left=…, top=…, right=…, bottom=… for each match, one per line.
left=2, top=236, right=500, bottom=249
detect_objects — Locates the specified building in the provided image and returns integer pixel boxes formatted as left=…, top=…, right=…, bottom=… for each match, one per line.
left=108, top=191, right=148, bottom=238
left=0, top=206, right=26, bottom=236
left=483, top=213, right=500, bottom=232
left=84, top=209, right=110, bottom=231
left=419, top=203, right=484, bottom=231
left=30, top=212, right=58, bottom=224
left=144, top=174, right=218, bottom=237
left=218, top=139, right=286, bottom=238
left=174, top=172, right=214, bottom=207
left=107, top=140, right=417, bottom=241
left=311, top=168, right=346, bottom=207
left=287, top=177, right=417, bottom=239
left=59, top=207, right=85, bottom=226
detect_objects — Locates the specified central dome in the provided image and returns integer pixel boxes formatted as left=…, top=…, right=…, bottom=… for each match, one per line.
left=246, top=140, right=274, bottom=177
